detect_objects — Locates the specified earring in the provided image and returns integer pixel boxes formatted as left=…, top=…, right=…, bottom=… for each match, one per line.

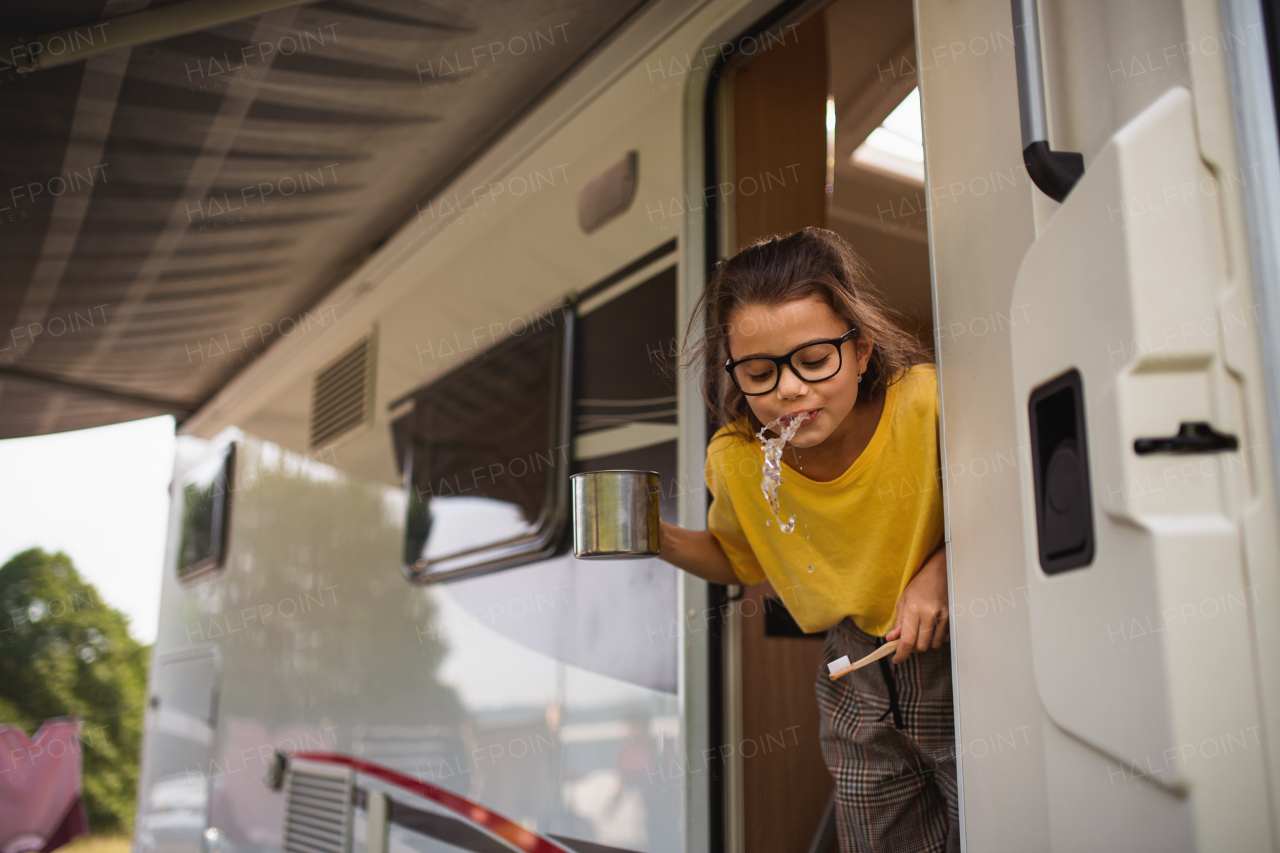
left=857, top=372, right=863, bottom=383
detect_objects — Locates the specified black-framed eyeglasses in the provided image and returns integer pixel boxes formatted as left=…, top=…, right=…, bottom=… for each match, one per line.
left=724, top=328, right=858, bottom=396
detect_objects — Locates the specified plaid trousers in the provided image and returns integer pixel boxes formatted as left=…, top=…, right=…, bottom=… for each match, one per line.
left=815, top=617, right=959, bottom=853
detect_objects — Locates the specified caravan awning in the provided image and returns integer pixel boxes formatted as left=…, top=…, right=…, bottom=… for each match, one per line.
left=0, top=0, right=647, bottom=438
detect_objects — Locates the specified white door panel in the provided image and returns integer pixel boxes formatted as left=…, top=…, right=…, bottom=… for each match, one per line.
left=137, top=648, right=222, bottom=853
left=1011, top=85, right=1269, bottom=848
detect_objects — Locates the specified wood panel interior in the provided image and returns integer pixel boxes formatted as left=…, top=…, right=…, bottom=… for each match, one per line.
left=732, top=12, right=829, bottom=248
left=731, top=13, right=833, bottom=853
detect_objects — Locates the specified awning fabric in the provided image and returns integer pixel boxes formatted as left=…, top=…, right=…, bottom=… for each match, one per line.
left=0, top=0, right=647, bottom=438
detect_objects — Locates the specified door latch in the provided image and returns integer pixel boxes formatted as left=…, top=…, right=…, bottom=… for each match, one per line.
left=1133, top=422, right=1239, bottom=455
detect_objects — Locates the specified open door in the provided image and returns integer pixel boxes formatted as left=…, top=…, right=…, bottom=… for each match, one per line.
left=719, top=1, right=932, bottom=849
left=1009, top=85, right=1273, bottom=849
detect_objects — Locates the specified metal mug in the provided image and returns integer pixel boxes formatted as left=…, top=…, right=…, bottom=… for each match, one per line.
left=571, top=470, right=661, bottom=559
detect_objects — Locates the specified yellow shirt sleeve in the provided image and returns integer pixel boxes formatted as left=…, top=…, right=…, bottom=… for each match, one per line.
left=705, top=446, right=767, bottom=585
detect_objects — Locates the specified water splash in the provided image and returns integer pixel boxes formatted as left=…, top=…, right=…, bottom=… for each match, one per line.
left=757, top=414, right=803, bottom=533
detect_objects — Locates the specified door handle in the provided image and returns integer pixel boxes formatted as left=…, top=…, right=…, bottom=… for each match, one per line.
left=1133, top=421, right=1239, bottom=455
left=1029, top=369, right=1095, bottom=573
left=1011, top=0, right=1085, bottom=201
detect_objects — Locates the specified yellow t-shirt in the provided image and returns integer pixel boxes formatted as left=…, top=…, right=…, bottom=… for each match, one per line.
left=704, top=364, right=943, bottom=636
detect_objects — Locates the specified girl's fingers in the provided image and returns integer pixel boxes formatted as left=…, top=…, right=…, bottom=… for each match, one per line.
left=885, top=604, right=904, bottom=641
left=893, top=613, right=919, bottom=663
left=932, top=610, right=948, bottom=648
left=888, top=599, right=905, bottom=640
left=915, top=612, right=934, bottom=652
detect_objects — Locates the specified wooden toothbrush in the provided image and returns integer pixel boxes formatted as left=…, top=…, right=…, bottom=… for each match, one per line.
left=826, top=639, right=900, bottom=681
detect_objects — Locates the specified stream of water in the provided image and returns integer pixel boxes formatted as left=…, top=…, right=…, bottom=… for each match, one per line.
left=756, top=414, right=803, bottom=534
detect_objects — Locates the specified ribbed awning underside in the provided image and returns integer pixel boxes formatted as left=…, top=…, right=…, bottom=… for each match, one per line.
left=0, top=0, right=646, bottom=438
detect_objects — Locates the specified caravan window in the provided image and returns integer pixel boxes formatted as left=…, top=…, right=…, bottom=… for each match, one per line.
left=177, top=444, right=234, bottom=581
left=391, top=305, right=573, bottom=582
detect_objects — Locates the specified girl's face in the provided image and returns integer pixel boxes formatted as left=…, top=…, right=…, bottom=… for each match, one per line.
left=726, top=296, right=873, bottom=449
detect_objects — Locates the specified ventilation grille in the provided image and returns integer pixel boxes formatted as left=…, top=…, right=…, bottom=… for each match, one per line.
left=282, top=762, right=354, bottom=853
left=311, top=333, right=376, bottom=449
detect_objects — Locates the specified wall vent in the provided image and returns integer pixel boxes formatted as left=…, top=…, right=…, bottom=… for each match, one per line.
left=310, top=332, right=376, bottom=450
left=281, top=760, right=354, bottom=853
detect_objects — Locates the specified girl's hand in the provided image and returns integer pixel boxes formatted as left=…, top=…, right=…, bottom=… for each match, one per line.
left=884, top=545, right=948, bottom=664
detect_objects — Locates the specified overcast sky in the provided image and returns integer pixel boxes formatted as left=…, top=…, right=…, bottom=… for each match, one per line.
left=0, top=416, right=175, bottom=645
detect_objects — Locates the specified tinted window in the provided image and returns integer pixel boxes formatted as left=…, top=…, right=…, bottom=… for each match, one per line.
left=178, top=444, right=233, bottom=580
left=393, top=305, right=573, bottom=582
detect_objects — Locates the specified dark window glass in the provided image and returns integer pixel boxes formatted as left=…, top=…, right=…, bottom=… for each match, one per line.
left=392, top=305, right=573, bottom=581
left=178, top=444, right=233, bottom=580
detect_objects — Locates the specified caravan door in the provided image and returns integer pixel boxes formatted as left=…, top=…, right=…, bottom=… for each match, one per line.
left=1008, top=79, right=1277, bottom=852
left=135, top=648, right=221, bottom=853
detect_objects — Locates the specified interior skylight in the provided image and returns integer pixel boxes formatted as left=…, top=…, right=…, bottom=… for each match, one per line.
left=851, top=87, right=924, bottom=184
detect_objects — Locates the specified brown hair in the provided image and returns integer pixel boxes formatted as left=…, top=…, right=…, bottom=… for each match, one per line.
left=670, top=227, right=932, bottom=442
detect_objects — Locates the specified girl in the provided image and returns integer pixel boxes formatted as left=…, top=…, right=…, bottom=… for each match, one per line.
left=659, top=227, right=955, bottom=852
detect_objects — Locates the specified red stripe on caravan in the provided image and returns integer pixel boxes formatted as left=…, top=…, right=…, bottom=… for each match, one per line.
left=291, top=752, right=573, bottom=853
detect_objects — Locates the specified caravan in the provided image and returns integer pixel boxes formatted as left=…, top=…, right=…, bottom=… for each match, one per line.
left=126, top=0, right=1280, bottom=850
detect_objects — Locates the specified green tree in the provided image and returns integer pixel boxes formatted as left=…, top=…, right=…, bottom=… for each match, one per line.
left=0, top=548, right=149, bottom=834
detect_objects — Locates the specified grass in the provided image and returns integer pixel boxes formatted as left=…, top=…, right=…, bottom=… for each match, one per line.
left=57, top=836, right=132, bottom=853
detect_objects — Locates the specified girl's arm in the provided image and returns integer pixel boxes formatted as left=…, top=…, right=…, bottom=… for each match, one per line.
left=885, top=543, right=949, bottom=663
left=659, top=520, right=742, bottom=586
